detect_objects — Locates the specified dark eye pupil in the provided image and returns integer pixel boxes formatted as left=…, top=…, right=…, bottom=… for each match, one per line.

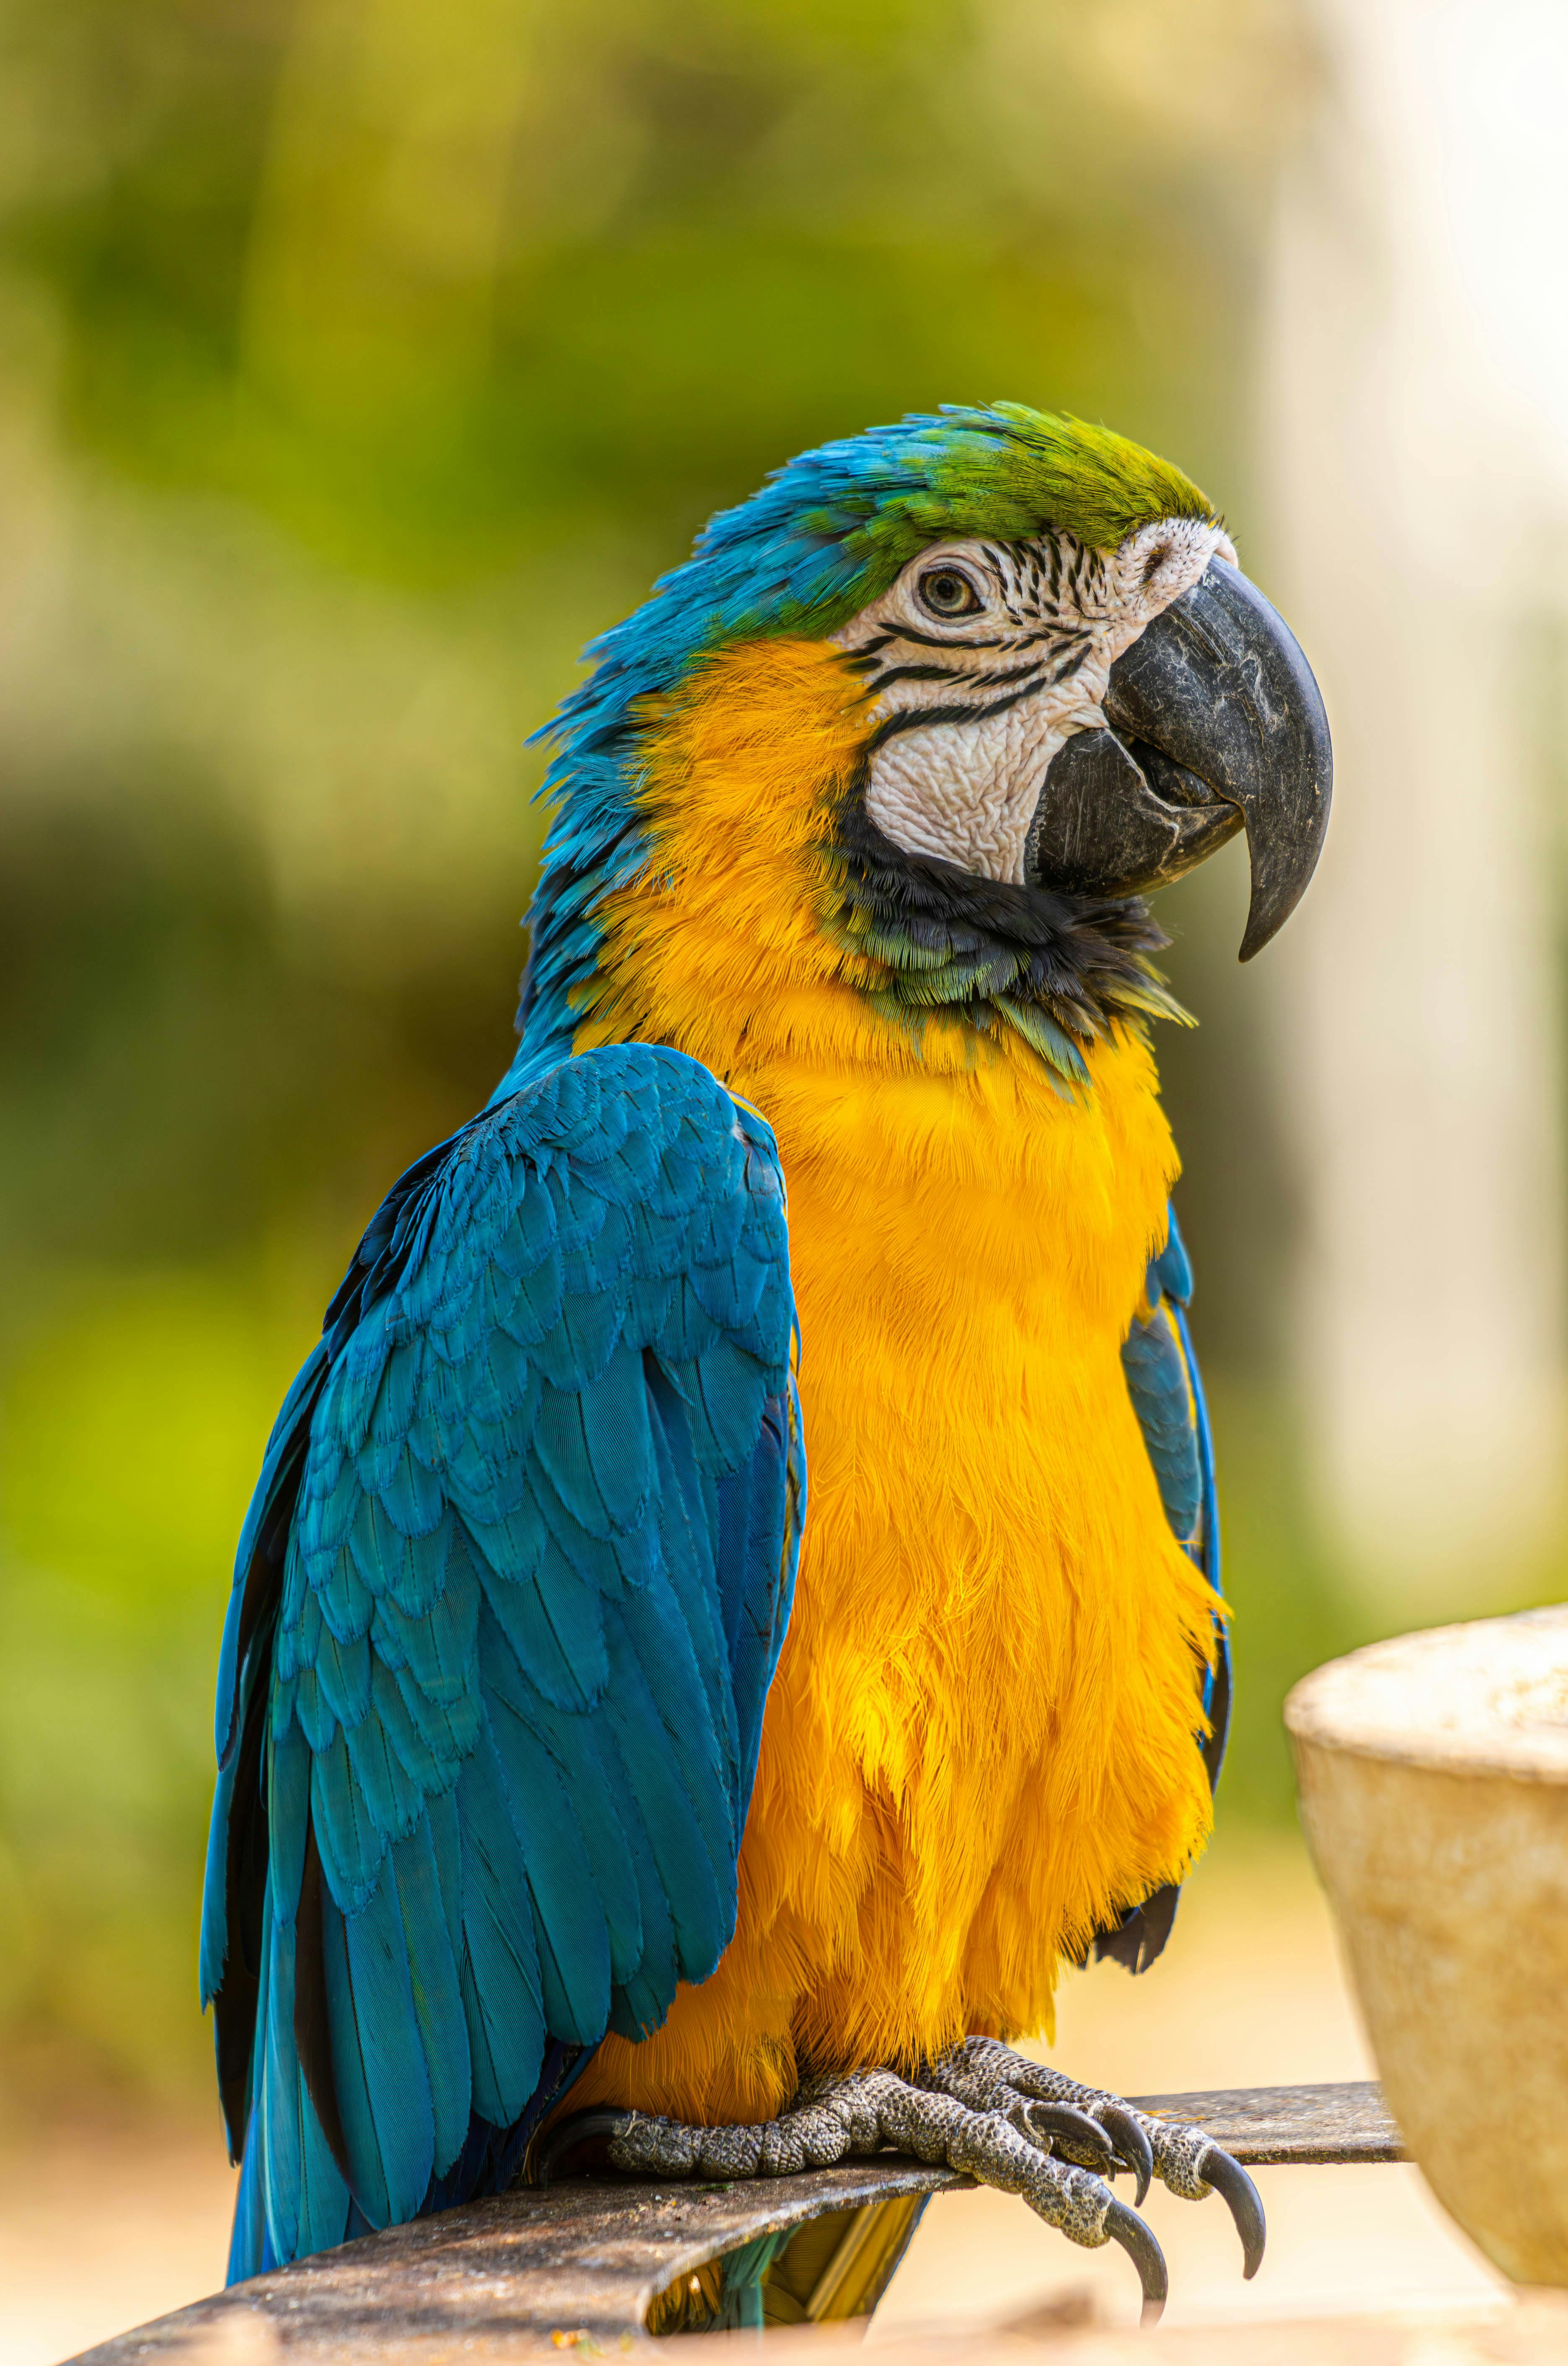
left=923, top=571, right=972, bottom=615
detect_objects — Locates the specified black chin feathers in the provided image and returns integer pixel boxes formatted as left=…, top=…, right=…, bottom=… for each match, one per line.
left=823, top=791, right=1188, bottom=1083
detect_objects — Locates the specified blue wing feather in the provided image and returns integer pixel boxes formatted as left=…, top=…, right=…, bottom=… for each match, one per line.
left=1121, top=1304, right=1202, bottom=1543
left=202, top=1044, right=803, bottom=2278
left=1098, top=1202, right=1227, bottom=1975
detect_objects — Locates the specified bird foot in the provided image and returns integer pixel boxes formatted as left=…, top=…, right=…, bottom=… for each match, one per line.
left=536, top=2036, right=1264, bottom=2325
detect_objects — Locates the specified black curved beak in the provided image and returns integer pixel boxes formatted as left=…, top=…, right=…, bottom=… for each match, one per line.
left=1024, top=562, right=1333, bottom=960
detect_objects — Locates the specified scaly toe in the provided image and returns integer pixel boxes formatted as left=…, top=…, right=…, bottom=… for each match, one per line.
left=922, top=2038, right=1266, bottom=2283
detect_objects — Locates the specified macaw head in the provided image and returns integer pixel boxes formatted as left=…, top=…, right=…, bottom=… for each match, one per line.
left=513, top=404, right=1330, bottom=1089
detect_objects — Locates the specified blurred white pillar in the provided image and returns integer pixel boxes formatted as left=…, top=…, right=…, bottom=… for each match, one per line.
left=1262, top=0, right=1568, bottom=1592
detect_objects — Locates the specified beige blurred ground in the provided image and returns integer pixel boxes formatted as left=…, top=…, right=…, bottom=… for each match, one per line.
left=734, top=2298, right=1568, bottom=2366
left=0, top=1832, right=1510, bottom=2366
left=0, top=2121, right=237, bottom=2366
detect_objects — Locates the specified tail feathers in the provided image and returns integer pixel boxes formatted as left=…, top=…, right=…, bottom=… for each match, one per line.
left=225, top=2070, right=362, bottom=2285
left=227, top=2123, right=269, bottom=2286
left=225, top=2004, right=590, bottom=2283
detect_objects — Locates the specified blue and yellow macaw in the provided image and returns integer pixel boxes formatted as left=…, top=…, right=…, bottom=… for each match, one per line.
left=203, top=405, right=1330, bottom=2323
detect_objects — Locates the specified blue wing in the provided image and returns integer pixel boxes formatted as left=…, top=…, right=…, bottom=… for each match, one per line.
left=200, top=1044, right=804, bottom=2279
left=1093, top=1204, right=1228, bottom=1974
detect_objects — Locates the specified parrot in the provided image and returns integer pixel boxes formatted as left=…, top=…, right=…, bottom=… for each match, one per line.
left=201, top=403, right=1331, bottom=2327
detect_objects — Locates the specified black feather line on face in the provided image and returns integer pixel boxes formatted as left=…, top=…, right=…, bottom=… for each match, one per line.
left=821, top=773, right=1185, bottom=1054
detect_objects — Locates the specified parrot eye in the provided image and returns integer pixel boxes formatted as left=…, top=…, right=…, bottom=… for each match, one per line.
left=917, top=567, right=983, bottom=620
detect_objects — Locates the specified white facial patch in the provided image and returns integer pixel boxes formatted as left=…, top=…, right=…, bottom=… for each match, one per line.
left=831, top=515, right=1235, bottom=885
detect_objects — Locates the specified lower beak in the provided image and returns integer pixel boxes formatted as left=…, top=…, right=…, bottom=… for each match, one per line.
left=1024, top=561, right=1333, bottom=960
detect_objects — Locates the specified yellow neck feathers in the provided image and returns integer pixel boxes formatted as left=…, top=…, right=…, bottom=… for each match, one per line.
left=574, top=635, right=885, bottom=1076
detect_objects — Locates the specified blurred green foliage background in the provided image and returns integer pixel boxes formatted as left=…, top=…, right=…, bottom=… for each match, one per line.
left=0, top=0, right=1363, bottom=2128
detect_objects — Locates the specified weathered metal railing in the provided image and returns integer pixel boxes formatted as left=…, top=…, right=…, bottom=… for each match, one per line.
left=68, top=2083, right=1402, bottom=2364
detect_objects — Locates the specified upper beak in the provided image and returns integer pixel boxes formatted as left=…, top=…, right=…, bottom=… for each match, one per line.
left=1024, top=561, right=1333, bottom=960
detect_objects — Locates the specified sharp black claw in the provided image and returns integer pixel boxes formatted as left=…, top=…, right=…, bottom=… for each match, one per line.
left=1104, top=2197, right=1168, bottom=2325
left=534, top=2107, right=635, bottom=2186
left=1199, top=2143, right=1267, bottom=2278
left=1024, top=2100, right=1115, bottom=2170
left=1098, top=2103, right=1153, bottom=2207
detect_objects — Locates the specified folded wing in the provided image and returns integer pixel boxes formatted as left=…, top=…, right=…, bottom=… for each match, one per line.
left=200, top=1045, right=803, bottom=2276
